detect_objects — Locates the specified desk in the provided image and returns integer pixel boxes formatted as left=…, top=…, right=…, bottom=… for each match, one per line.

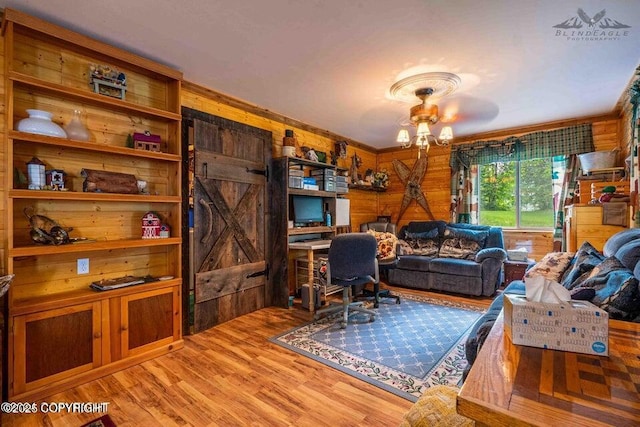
left=289, top=240, right=332, bottom=312
left=457, top=312, right=640, bottom=427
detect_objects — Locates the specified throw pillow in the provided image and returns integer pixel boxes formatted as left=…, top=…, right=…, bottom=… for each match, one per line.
left=365, top=230, right=398, bottom=262
left=570, top=287, right=596, bottom=301
left=570, top=256, right=640, bottom=320
left=399, top=385, right=474, bottom=427
left=438, top=227, right=488, bottom=261
left=524, top=252, right=574, bottom=282
left=560, top=241, right=605, bottom=288
left=397, top=239, right=414, bottom=255
left=404, top=228, right=439, bottom=257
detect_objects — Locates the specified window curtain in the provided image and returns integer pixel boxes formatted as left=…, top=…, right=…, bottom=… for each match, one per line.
left=553, top=155, right=579, bottom=250
left=450, top=164, right=478, bottom=223
left=449, top=123, right=594, bottom=225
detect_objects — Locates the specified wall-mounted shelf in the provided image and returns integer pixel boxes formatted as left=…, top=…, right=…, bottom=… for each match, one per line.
left=348, top=184, right=387, bottom=192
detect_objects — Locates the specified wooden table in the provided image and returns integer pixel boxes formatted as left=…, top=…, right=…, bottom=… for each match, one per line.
left=503, top=259, right=535, bottom=286
left=458, top=312, right=640, bottom=426
left=288, top=239, right=332, bottom=312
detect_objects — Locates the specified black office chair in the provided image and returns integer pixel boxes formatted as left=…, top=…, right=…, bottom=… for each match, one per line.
left=359, top=222, right=401, bottom=307
left=313, top=233, right=378, bottom=328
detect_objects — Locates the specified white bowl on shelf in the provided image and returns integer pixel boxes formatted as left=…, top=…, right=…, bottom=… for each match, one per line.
left=16, top=109, right=68, bottom=138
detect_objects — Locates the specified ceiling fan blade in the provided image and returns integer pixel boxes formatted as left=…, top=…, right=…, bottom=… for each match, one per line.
left=438, top=95, right=499, bottom=125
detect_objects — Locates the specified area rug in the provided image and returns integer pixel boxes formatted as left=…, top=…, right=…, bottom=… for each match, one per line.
left=270, top=294, right=484, bottom=402
left=80, top=414, right=116, bottom=427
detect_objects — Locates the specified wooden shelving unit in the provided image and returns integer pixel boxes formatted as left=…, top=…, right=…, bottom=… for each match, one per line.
left=3, top=8, right=183, bottom=400
left=270, top=157, right=339, bottom=305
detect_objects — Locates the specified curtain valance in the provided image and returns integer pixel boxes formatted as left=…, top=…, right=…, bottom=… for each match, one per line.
left=450, top=123, right=594, bottom=169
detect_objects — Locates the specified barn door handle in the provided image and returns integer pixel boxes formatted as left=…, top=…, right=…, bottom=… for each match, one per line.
left=199, top=198, right=213, bottom=243
left=203, top=162, right=208, bottom=179
left=246, top=265, right=269, bottom=280
left=246, top=166, right=269, bottom=180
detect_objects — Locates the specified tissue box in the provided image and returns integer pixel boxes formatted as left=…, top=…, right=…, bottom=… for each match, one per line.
left=507, top=248, right=529, bottom=261
left=503, top=294, right=608, bottom=356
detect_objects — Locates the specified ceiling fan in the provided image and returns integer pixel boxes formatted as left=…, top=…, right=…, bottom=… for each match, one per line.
left=389, top=71, right=499, bottom=150
left=390, top=72, right=461, bottom=152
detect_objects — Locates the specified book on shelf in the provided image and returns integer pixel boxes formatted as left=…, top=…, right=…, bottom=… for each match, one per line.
left=90, top=275, right=145, bottom=291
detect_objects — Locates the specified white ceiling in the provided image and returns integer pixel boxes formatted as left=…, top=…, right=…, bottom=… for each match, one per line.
left=5, top=1, right=640, bottom=149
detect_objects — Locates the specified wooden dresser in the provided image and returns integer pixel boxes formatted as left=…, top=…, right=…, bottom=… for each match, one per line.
left=564, top=204, right=630, bottom=252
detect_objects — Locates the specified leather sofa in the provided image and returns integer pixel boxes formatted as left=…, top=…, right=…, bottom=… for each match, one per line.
left=463, top=227, right=640, bottom=380
left=385, top=221, right=507, bottom=297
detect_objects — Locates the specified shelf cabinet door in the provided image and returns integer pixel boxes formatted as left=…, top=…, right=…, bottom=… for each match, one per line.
left=12, top=302, right=102, bottom=396
left=120, top=286, right=180, bottom=358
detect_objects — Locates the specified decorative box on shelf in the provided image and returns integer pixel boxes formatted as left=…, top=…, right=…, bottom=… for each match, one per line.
left=89, top=63, right=127, bottom=100
left=133, top=131, right=162, bottom=152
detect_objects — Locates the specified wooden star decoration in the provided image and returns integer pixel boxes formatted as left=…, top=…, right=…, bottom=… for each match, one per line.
left=392, top=157, right=435, bottom=220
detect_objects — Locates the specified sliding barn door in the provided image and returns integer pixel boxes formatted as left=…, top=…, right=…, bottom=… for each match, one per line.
left=188, top=109, right=272, bottom=332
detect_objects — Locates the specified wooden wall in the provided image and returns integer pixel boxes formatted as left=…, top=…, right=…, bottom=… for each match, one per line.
left=0, top=23, right=634, bottom=274
left=181, top=83, right=380, bottom=229
left=0, top=33, right=5, bottom=275
left=375, top=114, right=623, bottom=259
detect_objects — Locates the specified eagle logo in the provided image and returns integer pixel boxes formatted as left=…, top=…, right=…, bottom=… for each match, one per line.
left=553, top=8, right=630, bottom=30
left=577, top=8, right=605, bottom=28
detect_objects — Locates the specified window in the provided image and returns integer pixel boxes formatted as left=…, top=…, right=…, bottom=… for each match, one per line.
left=478, top=157, right=565, bottom=228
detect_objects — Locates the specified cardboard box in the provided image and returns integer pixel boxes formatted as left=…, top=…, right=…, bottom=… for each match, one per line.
left=303, top=177, right=317, bottom=185
left=503, top=294, right=609, bottom=356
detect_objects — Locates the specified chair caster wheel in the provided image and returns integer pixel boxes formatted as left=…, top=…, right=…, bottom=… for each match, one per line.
left=374, top=302, right=379, bottom=308
left=340, top=322, right=347, bottom=329
left=370, top=316, right=375, bottom=322
left=396, top=299, right=401, bottom=304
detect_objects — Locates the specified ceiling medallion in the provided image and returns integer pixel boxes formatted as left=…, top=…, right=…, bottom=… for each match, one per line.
left=389, top=72, right=461, bottom=103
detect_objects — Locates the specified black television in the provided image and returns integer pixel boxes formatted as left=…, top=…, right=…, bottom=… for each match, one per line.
left=292, top=195, right=324, bottom=225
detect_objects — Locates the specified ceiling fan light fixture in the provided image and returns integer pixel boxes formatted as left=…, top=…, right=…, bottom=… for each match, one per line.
left=439, top=126, right=453, bottom=144
left=391, top=72, right=460, bottom=156
left=416, top=121, right=431, bottom=137
left=396, top=129, right=410, bottom=145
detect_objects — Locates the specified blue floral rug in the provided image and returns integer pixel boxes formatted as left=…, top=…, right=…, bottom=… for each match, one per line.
left=269, top=294, right=484, bottom=402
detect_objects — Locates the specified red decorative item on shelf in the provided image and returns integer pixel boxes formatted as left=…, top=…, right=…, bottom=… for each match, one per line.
left=133, top=131, right=161, bottom=152
left=142, top=211, right=161, bottom=239
left=142, top=212, right=170, bottom=239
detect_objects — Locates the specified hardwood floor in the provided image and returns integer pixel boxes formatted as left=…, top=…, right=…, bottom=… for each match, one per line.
left=2, top=286, right=493, bottom=427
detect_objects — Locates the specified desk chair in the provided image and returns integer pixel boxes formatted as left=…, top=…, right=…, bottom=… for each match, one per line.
left=359, top=222, right=401, bottom=307
left=313, top=233, right=378, bottom=328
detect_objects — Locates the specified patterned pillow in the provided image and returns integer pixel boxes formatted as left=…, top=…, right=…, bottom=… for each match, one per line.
left=397, top=239, right=414, bottom=255
left=561, top=241, right=605, bottom=288
left=571, top=256, right=640, bottom=320
left=524, top=252, right=574, bottom=282
left=365, top=230, right=398, bottom=261
left=438, top=227, right=488, bottom=261
left=404, top=228, right=439, bottom=257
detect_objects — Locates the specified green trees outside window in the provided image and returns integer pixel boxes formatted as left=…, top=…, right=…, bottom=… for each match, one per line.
left=479, top=158, right=563, bottom=228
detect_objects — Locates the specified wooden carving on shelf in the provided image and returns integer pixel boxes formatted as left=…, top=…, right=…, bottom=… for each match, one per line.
left=392, top=157, right=435, bottom=220
left=349, top=152, right=361, bottom=183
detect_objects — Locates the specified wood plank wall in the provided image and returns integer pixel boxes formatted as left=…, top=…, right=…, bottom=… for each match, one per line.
left=615, top=69, right=637, bottom=165
left=0, top=26, right=633, bottom=276
left=181, top=82, right=380, bottom=230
